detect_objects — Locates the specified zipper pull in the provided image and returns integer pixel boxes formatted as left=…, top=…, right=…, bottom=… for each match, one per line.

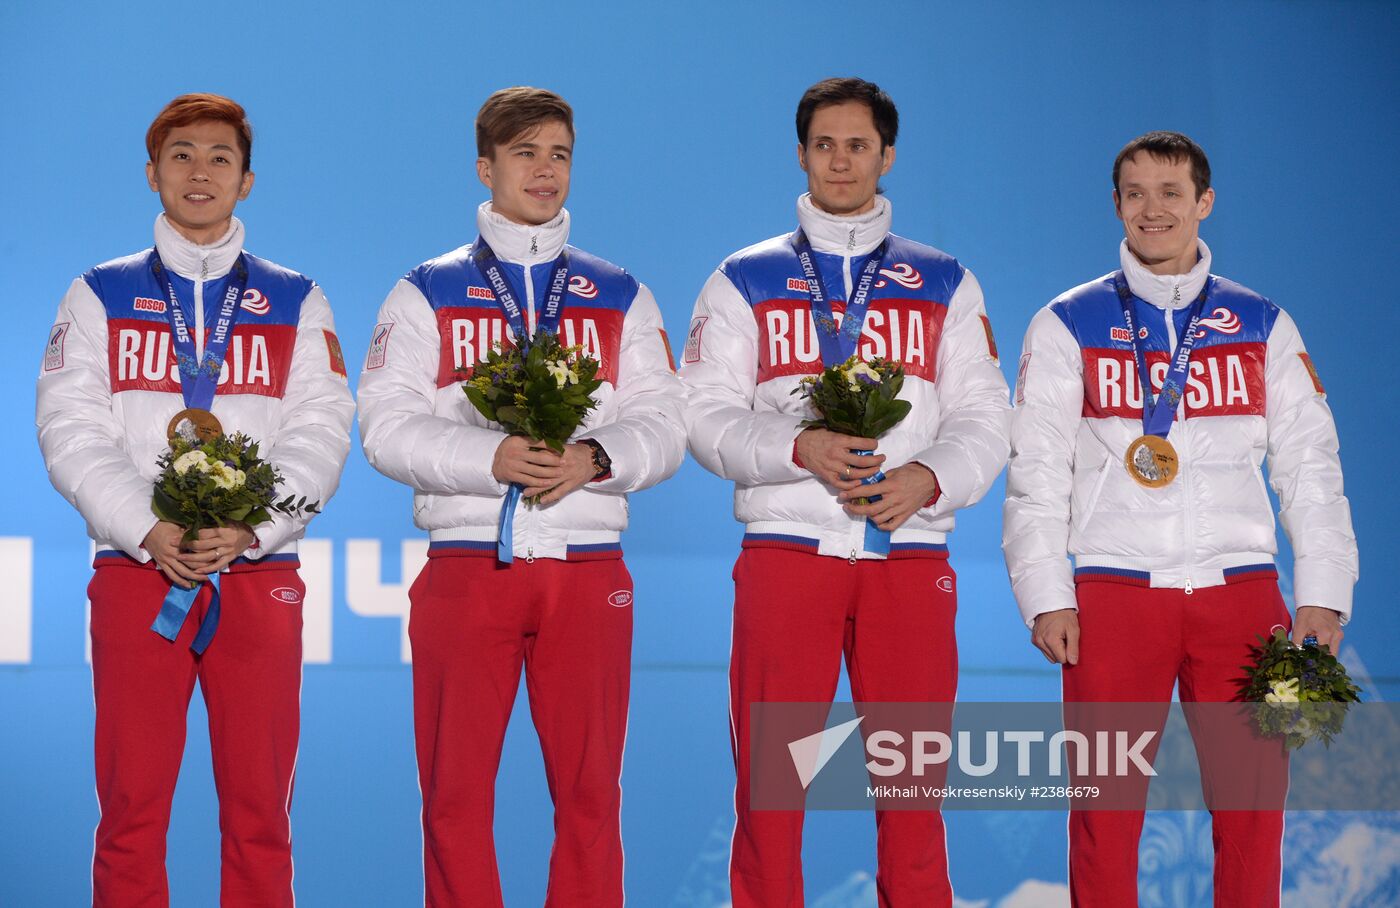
left=530, top=235, right=538, bottom=255
left=848, top=549, right=858, bottom=565
left=200, top=256, right=209, bottom=280
left=847, top=227, right=857, bottom=250
left=526, top=547, right=535, bottom=565
left=1184, top=578, right=1194, bottom=595
left=1172, top=283, right=1180, bottom=304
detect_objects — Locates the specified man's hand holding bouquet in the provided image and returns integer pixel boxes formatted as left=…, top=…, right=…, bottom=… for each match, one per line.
left=793, top=354, right=928, bottom=555
left=1238, top=628, right=1362, bottom=750
left=146, top=417, right=318, bottom=653
left=464, top=330, right=604, bottom=562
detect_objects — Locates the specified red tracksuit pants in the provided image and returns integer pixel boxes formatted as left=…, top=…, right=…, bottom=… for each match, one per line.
left=408, top=552, right=633, bottom=908
left=1064, top=578, right=1291, bottom=908
left=729, top=547, right=959, bottom=908
left=89, top=561, right=304, bottom=908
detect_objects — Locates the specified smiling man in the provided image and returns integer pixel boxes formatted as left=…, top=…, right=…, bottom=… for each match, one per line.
left=36, top=93, right=353, bottom=907
left=1003, top=131, right=1358, bottom=906
left=679, top=78, right=1010, bottom=907
left=357, top=86, right=684, bottom=907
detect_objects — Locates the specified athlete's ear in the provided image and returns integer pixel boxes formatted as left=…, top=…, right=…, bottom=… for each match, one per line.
left=146, top=160, right=158, bottom=193
left=476, top=156, right=493, bottom=191
left=237, top=170, right=254, bottom=201
left=1113, top=189, right=1123, bottom=221
left=797, top=142, right=808, bottom=174
left=880, top=143, right=895, bottom=176
left=1196, top=187, right=1215, bottom=222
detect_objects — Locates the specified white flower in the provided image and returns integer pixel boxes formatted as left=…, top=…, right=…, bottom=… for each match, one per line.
left=208, top=461, right=237, bottom=490
left=1264, top=678, right=1301, bottom=704
left=844, top=360, right=880, bottom=391
left=546, top=360, right=578, bottom=388
left=231, top=469, right=247, bottom=489
left=173, top=451, right=206, bottom=475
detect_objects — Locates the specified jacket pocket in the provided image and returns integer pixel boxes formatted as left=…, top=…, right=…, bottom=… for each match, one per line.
left=1071, top=457, right=1113, bottom=534
left=1253, top=467, right=1277, bottom=530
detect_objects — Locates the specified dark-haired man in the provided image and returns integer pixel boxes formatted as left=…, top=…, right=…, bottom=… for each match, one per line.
left=36, top=93, right=353, bottom=907
left=1003, top=131, right=1357, bottom=906
left=358, top=86, right=685, bottom=906
left=680, top=77, right=1009, bottom=907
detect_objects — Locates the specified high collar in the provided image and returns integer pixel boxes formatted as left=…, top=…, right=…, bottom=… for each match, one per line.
left=476, top=201, right=570, bottom=266
left=153, top=214, right=245, bottom=280
left=795, top=193, right=891, bottom=256
left=1119, top=238, right=1212, bottom=310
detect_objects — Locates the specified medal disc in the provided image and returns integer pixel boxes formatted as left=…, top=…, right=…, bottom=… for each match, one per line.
left=167, top=408, right=223, bottom=444
left=1125, top=435, right=1178, bottom=488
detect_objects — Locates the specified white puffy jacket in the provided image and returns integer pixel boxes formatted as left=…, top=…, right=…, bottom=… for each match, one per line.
left=356, top=203, right=686, bottom=560
left=36, top=215, right=354, bottom=564
left=680, top=195, right=1011, bottom=559
left=1003, top=239, right=1358, bottom=626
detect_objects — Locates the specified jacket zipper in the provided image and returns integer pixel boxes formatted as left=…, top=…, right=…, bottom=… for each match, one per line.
left=194, top=256, right=208, bottom=358
left=845, top=225, right=856, bottom=559
left=524, top=260, right=536, bottom=333
left=843, top=226, right=856, bottom=297
left=1164, top=296, right=1194, bottom=595
left=521, top=259, right=537, bottom=560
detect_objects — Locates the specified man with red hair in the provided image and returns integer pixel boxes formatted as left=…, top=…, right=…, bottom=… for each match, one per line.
left=37, top=93, right=353, bottom=907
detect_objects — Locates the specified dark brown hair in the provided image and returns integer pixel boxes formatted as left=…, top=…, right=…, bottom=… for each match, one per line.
left=1113, top=131, right=1211, bottom=199
left=796, top=78, right=898, bottom=149
left=476, top=87, right=574, bottom=159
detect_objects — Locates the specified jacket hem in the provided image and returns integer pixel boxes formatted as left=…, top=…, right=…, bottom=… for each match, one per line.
left=93, top=549, right=301, bottom=573
left=426, top=539, right=623, bottom=562
left=741, top=524, right=950, bottom=560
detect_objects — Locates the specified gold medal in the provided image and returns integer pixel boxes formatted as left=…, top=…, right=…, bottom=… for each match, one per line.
left=167, top=408, right=223, bottom=444
left=1125, top=435, right=1178, bottom=488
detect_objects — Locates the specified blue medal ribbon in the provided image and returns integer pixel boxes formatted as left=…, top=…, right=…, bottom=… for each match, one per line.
left=151, top=573, right=221, bottom=655
left=152, top=251, right=248, bottom=411
left=470, top=239, right=572, bottom=563
left=852, top=448, right=891, bottom=556
left=1112, top=271, right=1212, bottom=439
left=790, top=231, right=895, bottom=555
left=147, top=251, right=247, bottom=651
left=790, top=230, right=887, bottom=365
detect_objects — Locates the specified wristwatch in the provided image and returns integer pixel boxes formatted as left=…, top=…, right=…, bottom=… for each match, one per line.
left=579, top=438, right=612, bottom=481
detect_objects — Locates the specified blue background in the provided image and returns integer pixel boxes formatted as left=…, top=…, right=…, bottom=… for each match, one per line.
left=3, top=1, right=1398, bottom=905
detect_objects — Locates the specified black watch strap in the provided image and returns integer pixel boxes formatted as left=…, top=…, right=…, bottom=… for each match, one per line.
left=580, top=438, right=611, bottom=481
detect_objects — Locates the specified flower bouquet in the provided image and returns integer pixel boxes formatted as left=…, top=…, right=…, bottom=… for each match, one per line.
left=153, top=431, right=319, bottom=542
left=462, top=330, right=604, bottom=562
left=463, top=329, right=604, bottom=455
left=792, top=355, right=911, bottom=555
left=1238, top=628, right=1361, bottom=749
left=792, top=354, right=912, bottom=441
left=149, top=429, right=317, bottom=653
